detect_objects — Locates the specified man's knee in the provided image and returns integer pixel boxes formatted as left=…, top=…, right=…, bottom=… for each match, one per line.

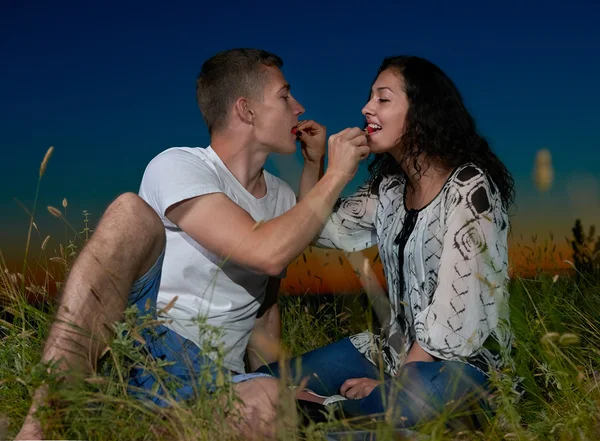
left=110, top=193, right=158, bottom=224
left=105, top=193, right=165, bottom=245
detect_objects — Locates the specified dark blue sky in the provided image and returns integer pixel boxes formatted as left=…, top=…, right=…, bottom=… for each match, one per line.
left=2, top=0, right=599, bottom=260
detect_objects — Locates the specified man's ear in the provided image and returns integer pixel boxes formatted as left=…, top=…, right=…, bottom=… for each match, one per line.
left=234, top=97, right=255, bottom=125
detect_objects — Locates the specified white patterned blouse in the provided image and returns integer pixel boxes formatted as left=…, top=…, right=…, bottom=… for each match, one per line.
left=316, top=164, right=515, bottom=378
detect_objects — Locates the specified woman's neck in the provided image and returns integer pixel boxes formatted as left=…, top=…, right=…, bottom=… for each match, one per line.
left=402, top=159, right=452, bottom=211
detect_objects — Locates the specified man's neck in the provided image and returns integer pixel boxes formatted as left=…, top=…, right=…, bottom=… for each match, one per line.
left=210, top=132, right=268, bottom=197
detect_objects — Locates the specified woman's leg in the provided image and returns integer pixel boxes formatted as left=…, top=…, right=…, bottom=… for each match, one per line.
left=341, top=361, right=490, bottom=428
left=256, top=338, right=389, bottom=397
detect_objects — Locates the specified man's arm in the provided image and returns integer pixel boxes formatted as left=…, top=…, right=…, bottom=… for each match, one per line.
left=246, top=278, right=281, bottom=371
left=166, top=128, right=368, bottom=277
left=296, top=119, right=326, bottom=201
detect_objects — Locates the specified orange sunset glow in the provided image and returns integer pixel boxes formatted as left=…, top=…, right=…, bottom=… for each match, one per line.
left=279, top=240, right=574, bottom=296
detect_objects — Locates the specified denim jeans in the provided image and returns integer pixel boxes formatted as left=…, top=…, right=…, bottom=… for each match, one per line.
left=257, top=337, right=490, bottom=428
left=126, top=250, right=271, bottom=406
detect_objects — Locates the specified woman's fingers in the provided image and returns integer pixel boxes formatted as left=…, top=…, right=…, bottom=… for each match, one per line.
left=340, top=378, right=379, bottom=400
left=340, top=377, right=361, bottom=395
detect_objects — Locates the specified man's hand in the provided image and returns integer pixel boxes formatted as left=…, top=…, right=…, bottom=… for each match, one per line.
left=340, top=377, right=380, bottom=400
left=296, top=120, right=326, bottom=165
left=231, top=377, right=280, bottom=440
left=326, top=127, right=370, bottom=182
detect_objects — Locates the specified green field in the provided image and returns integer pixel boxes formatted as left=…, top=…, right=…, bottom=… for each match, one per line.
left=1, top=150, right=599, bottom=440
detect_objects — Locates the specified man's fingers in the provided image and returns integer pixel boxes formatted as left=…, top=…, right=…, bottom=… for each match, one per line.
left=331, top=127, right=352, bottom=141
left=358, top=146, right=371, bottom=160
left=340, top=127, right=366, bottom=142
left=349, top=134, right=368, bottom=148
left=330, top=127, right=366, bottom=146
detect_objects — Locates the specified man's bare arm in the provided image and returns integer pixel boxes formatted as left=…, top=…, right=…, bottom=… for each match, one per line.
left=167, top=173, right=344, bottom=277
left=166, top=128, right=367, bottom=276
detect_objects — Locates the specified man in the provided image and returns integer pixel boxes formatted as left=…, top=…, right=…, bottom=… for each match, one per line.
left=16, top=48, right=369, bottom=440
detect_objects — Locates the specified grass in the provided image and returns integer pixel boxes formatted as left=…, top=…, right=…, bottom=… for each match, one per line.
left=1, top=149, right=599, bottom=440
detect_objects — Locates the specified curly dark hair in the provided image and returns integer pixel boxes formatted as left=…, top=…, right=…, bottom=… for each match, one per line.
left=367, top=56, right=515, bottom=210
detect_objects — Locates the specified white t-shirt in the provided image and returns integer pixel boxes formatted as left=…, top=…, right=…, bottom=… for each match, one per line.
left=138, top=146, right=297, bottom=373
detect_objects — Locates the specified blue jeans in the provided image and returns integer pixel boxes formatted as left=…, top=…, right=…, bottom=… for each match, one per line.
left=257, top=337, right=491, bottom=428
left=126, top=250, right=270, bottom=406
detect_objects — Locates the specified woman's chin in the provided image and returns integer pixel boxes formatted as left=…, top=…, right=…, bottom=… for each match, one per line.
left=368, top=141, right=394, bottom=154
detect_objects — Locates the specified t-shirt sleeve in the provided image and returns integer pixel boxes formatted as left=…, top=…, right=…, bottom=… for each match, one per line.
left=314, top=182, right=378, bottom=252
left=413, top=168, right=510, bottom=360
left=139, top=148, right=223, bottom=225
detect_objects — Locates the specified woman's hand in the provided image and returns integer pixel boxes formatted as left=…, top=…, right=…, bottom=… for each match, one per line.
left=340, top=377, right=380, bottom=400
left=297, top=120, right=326, bottom=165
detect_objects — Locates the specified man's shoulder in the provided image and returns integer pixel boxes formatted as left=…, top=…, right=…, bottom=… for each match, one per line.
left=139, top=146, right=223, bottom=197
left=142, top=146, right=220, bottom=177
left=148, top=146, right=211, bottom=165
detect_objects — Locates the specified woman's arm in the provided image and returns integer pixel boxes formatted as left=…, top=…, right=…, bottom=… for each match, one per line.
left=314, top=182, right=379, bottom=252
left=404, top=341, right=435, bottom=364
left=412, top=168, right=510, bottom=361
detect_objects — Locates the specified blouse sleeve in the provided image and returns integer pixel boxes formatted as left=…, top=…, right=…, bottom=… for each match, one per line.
left=314, top=182, right=378, bottom=252
left=414, top=169, right=510, bottom=360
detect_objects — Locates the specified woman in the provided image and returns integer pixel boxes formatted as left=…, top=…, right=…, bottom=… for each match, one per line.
left=258, top=55, right=516, bottom=427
